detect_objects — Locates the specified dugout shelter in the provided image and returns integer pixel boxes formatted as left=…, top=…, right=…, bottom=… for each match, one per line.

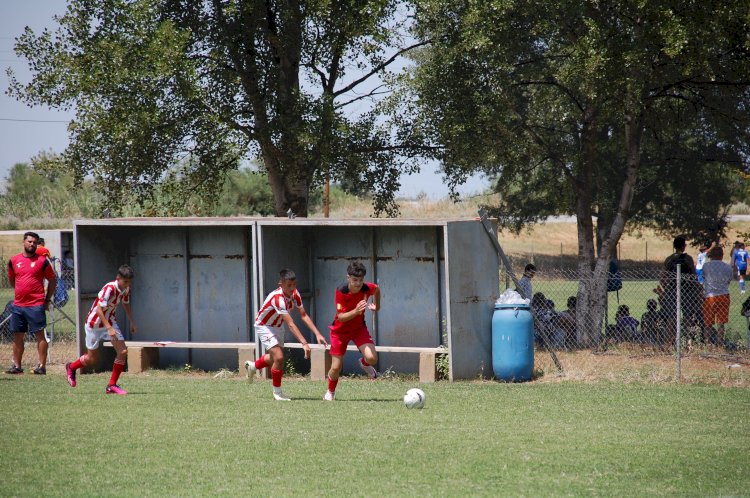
left=73, top=217, right=499, bottom=380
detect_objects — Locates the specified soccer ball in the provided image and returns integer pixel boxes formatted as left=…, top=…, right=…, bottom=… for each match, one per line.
left=403, top=388, right=426, bottom=409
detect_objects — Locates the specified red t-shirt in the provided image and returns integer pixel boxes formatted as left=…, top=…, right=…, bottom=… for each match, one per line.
left=35, top=246, right=52, bottom=259
left=329, top=281, right=378, bottom=335
left=7, top=253, right=56, bottom=307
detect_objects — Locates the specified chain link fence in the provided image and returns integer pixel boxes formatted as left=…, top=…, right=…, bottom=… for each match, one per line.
left=500, top=260, right=750, bottom=379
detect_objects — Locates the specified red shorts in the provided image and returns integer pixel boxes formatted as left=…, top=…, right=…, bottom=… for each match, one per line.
left=328, top=326, right=374, bottom=357
left=703, top=294, right=730, bottom=325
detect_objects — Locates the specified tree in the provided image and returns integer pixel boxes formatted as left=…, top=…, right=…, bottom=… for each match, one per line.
left=8, top=0, right=429, bottom=217
left=411, top=0, right=750, bottom=344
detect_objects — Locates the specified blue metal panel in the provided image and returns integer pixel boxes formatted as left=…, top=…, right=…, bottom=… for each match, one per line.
left=446, top=221, right=499, bottom=380
left=128, top=227, right=190, bottom=366
left=374, top=226, right=441, bottom=373
left=188, top=226, right=250, bottom=370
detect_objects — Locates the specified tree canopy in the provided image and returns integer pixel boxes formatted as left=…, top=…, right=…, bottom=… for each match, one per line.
left=410, top=0, right=750, bottom=342
left=8, top=0, right=430, bottom=217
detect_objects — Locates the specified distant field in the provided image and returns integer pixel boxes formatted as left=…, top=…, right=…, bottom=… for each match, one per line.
left=0, top=372, right=747, bottom=497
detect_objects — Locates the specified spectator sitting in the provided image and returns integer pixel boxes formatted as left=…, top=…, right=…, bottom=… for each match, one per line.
left=530, top=292, right=551, bottom=346
left=615, top=304, right=640, bottom=342
left=640, top=299, right=664, bottom=345
left=556, top=296, right=577, bottom=349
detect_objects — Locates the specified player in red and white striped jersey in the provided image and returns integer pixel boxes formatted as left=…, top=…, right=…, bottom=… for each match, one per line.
left=65, top=265, right=137, bottom=395
left=246, top=269, right=328, bottom=401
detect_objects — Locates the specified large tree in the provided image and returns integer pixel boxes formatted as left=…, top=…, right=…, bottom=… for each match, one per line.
left=411, top=0, right=750, bottom=343
left=8, top=0, right=428, bottom=217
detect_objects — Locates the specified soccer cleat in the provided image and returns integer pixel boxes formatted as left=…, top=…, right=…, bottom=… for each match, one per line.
left=244, top=360, right=256, bottom=383
left=105, top=384, right=128, bottom=395
left=32, top=364, right=46, bottom=375
left=272, top=391, right=291, bottom=401
left=359, top=358, right=378, bottom=379
left=5, top=365, right=23, bottom=374
left=324, top=390, right=335, bottom=401
left=65, top=362, right=77, bottom=387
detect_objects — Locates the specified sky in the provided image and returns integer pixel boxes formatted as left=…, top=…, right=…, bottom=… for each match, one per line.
left=0, top=1, right=488, bottom=199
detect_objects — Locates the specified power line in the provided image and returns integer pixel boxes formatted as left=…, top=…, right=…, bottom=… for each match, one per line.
left=0, top=118, right=69, bottom=123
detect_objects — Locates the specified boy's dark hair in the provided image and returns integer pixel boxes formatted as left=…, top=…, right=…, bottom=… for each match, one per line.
left=117, top=264, right=134, bottom=279
left=37, top=238, right=45, bottom=245
left=23, top=231, right=39, bottom=241
left=524, top=263, right=536, bottom=273
left=279, top=269, right=297, bottom=281
left=567, top=296, right=577, bottom=309
left=347, top=261, right=367, bottom=278
left=673, top=236, right=687, bottom=251
left=647, top=299, right=657, bottom=311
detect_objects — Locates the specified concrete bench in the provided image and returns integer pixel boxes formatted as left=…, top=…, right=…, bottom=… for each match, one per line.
left=103, top=341, right=256, bottom=373
left=283, top=343, right=446, bottom=383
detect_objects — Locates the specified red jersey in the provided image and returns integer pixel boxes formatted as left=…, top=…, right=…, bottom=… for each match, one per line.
left=86, top=280, right=131, bottom=328
left=7, top=253, right=56, bottom=307
left=329, top=281, right=378, bottom=334
left=255, top=287, right=303, bottom=327
left=35, top=246, right=52, bottom=259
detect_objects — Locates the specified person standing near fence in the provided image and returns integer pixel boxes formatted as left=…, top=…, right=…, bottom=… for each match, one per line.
left=696, top=242, right=715, bottom=284
left=702, top=246, right=733, bottom=346
left=517, top=264, right=536, bottom=300
left=5, top=232, right=57, bottom=375
left=658, top=236, right=698, bottom=347
left=732, top=242, right=748, bottom=294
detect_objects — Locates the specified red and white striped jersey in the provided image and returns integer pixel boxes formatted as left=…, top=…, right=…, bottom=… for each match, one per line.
left=255, top=287, right=303, bottom=327
left=86, top=280, right=130, bottom=328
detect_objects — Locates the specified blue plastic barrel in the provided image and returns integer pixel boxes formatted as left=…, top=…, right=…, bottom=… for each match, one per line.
left=492, top=304, right=534, bottom=381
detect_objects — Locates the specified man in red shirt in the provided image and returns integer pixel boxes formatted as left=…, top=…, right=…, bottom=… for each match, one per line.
left=324, top=261, right=381, bottom=401
left=6, top=232, right=56, bottom=374
left=35, top=237, right=52, bottom=260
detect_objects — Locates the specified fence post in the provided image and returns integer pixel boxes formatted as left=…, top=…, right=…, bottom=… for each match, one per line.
left=676, top=264, right=682, bottom=381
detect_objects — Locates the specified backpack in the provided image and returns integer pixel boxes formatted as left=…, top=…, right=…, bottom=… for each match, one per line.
left=741, top=296, right=750, bottom=317
left=607, top=259, right=622, bottom=292
left=52, top=264, right=69, bottom=308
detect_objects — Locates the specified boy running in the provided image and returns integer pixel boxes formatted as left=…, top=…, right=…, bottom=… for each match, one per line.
left=324, top=261, right=381, bottom=401
left=245, top=269, right=328, bottom=401
left=65, top=264, right=137, bottom=394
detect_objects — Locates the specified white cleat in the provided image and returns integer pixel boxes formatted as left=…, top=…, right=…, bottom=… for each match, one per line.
left=324, top=390, right=335, bottom=401
left=244, top=360, right=256, bottom=382
left=273, top=391, right=291, bottom=401
left=359, top=359, right=378, bottom=379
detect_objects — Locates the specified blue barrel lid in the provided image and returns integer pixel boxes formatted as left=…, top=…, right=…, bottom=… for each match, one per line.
left=494, top=303, right=530, bottom=310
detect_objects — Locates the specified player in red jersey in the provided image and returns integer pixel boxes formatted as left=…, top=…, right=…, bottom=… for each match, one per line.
left=34, top=237, right=52, bottom=260
left=245, top=269, right=328, bottom=401
left=6, top=232, right=57, bottom=374
left=65, top=265, right=137, bottom=395
left=324, top=261, right=381, bottom=401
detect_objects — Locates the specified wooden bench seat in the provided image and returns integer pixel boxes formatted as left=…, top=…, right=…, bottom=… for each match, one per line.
left=105, top=341, right=446, bottom=382
left=102, top=341, right=256, bottom=373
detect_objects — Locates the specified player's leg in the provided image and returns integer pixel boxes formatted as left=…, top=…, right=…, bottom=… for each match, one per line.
left=32, top=330, right=48, bottom=374
left=324, top=333, right=346, bottom=400
left=740, top=268, right=746, bottom=293
left=716, top=295, right=730, bottom=346
left=106, top=325, right=128, bottom=395
left=66, top=326, right=104, bottom=387
left=267, top=345, right=289, bottom=400
left=6, top=305, right=27, bottom=373
left=354, top=328, right=378, bottom=379
left=702, top=297, right=713, bottom=344
left=247, top=325, right=276, bottom=381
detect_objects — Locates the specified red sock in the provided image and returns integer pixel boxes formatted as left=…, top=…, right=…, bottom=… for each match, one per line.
left=327, top=375, right=339, bottom=393
left=360, top=358, right=371, bottom=367
left=255, top=356, right=269, bottom=370
left=271, top=368, right=283, bottom=388
left=109, top=359, right=125, bottom=386
left=70, top=355, right=86, bottom=371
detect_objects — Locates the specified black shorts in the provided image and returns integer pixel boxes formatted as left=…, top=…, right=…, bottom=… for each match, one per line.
left=9, top=304, right=46, bottom=334
left=739, top=266, right=747, bottom=277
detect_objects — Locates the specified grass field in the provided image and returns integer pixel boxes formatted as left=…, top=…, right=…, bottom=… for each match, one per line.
left=0, top=370, right=748, bottom=497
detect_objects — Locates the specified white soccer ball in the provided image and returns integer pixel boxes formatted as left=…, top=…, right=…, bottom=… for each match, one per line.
left=403, top=388, right=426, bottom=409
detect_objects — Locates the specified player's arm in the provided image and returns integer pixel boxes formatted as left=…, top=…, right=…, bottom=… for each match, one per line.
left=95, top=305, right=118, bottom=339
left=123, top=302, right=137, bottom=335
left=280, top=313, right=312, bottom=358
left=368, top=285, right=381, bottom=311
left=43, top=261, right=56, bottom=310
left=297, top=307, right=328, bottom=347
left=7, top=261, right=14, bottom=287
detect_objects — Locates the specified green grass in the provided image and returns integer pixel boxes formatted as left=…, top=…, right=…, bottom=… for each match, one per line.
left=1, top=373, right=748, bottom=497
